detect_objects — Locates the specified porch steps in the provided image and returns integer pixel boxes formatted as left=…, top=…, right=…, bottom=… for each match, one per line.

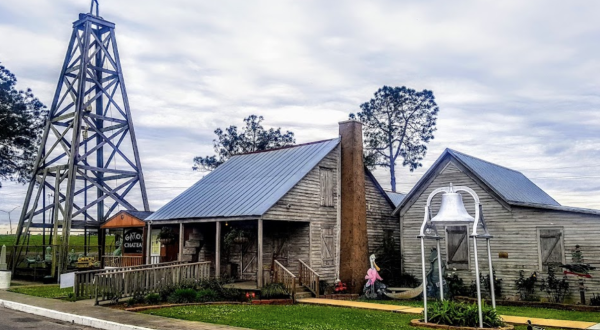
left=294, top=284, right=314, bottom=299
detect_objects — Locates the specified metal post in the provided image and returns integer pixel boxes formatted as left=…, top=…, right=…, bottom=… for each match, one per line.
left=486, top=238, right=496, bottom=308
left=473, top=237, right=483, bottom=328
left=436, top=239, right=444, bottom=301
left=420, top=237, right=428, bottom=323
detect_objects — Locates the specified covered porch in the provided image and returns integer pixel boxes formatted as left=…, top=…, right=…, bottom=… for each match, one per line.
left=146, top=219, right=312, bottom=288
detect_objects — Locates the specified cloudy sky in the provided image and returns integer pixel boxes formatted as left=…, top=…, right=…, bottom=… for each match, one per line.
left=1, top=0, right=600, bottom=231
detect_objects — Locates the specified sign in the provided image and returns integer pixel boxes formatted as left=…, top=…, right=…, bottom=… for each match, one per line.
left=123, top=228, right=144, bottom=254
left=60, top=272, right=75, bottom=288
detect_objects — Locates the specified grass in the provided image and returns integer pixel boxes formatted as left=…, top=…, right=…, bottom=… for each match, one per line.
left=141, top=304, right=564, bottom=330
left=9, top=285, right=72, bottom=299
left=359, top=299, right=600, bottom=323
left=0, top=235, right=115, bottom=254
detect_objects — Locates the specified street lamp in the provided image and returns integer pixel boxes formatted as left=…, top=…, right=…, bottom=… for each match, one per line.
left=419, top=184, right=495, bottom=328
left=0, top=207, right=18, bottom=235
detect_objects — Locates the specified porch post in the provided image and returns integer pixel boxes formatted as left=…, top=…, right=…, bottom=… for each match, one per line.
left=215, top=221, right=221, bottom=279
left=257, top=219, right=263, bottom=288
left=178, top=223, right=184, bottom=261
left=146, top=222, right=152, bottom=264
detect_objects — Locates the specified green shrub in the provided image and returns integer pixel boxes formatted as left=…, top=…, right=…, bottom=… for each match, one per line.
left=260, top=283, right=289, bottom=299
left=198, top=278, right=241, bottom=301
left=159, top=284, right=178, bottom=302
left=515, top=270, right=538, bottom=301
left=590, top=293, right=600, bottom=306
left=145, top=293, right=161, bottom=305
left=126, top=293, right=145, bottom=307
left=196, top=289, right=220, bottom=302
left=539, top=266, right=569, bottom=303
left=427, top=300, right=504, bottom=328
left=446, top=273, right=469, bottom=299
left=168, top=288, right=198, bottom=304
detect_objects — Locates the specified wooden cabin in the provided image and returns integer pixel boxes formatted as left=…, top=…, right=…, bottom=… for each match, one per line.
left=145, top=121, right=398, bottom=293
left=394, top=149, right=600, bottom=300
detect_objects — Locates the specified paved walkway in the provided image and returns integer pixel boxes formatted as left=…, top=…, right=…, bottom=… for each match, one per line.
left=298, top=298, right=600, bottom=330
left=0, top=290, right=249, bottom=330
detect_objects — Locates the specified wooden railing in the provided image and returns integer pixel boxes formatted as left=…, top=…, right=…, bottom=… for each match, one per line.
left=273, top=260, right=297, bottom=301
left=73, top=261, right=186, bottom=299
left=102, top=255, right=144, bottom=268
left=298, top=259, right=320, bottom=298
left=94, top=261, right=211, bottom=304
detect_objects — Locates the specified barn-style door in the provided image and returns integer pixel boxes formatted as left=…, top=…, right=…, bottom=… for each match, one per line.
left=321, top=226, right=335, bottom=267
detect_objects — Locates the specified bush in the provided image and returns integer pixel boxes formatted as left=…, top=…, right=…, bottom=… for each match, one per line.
left=126, top=293, right=145, bottom=307
left=515, top=270, right=538, bottom=301
left=197, top=289, right=220, bottom=302
left=198, top=278, right=241, bottom=301
left=145, top=293, right=160, bottom=305
left=539, top=266, right=569, bottom=303
left=168, top=288, right=198, bottom=304
left=427, top=300, right=504, bottom=328
left=159, top=284, right=178, bottom=302
left=590, top=293, right=600, bottom=306
left=446, top=273, right=469, bottom=299
left=261, top=283, right=289, bottom=299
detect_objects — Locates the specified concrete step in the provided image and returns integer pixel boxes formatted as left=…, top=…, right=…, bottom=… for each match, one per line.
left=295, top=291, right=313, bottom=299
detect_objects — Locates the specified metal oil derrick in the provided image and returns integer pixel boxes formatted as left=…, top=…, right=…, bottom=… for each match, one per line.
left=12, top=1, right=149, bottom=277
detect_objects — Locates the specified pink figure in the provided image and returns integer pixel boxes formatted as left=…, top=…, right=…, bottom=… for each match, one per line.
left=365, top=254, right=382, bottom=287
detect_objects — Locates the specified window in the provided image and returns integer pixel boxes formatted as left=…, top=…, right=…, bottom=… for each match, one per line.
left=446, top=226, right=469, bottom=269
left=538, top=228, right=564, bottom=271
left=320, top=167, right=334, bottom=207
left=321, top=226, right=335, bottom=266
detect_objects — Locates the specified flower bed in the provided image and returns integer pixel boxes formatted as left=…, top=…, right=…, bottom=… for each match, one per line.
left=251, top=298, right=293, bottom=305
left=456, top=296, right=600, bottom=312
left=410, top=319, right=514, bottom=330
left=125, top=301, right=246, bottom=312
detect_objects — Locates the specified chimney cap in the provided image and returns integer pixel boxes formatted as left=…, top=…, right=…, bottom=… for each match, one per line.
left=338, top=119, right=363, bottom=126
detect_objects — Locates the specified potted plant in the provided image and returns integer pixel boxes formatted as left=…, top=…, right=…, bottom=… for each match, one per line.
left=157, top=227, right=177, bottom=245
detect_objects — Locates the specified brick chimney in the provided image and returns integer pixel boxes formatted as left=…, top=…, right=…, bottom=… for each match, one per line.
left=338, top=120, right=369, bottom=294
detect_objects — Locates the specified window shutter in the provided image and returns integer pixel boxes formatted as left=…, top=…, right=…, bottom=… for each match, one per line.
left=446, top=226, right=469, bottom=269
left=321, top=226, right=335, bottom=266
left=540, top=229, right=563, bottom=270
left=320, top=168, right=334, bottom=207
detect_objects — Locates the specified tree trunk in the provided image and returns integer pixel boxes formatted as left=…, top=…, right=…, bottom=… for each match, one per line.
left=389, top=144, right=396, bottom=192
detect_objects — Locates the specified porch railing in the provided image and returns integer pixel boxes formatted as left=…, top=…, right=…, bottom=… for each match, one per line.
left=73, top=261, right=186, bottom=299
left=102, top=255, right=144, bottom=268
left=273, top=260, right=296, bottom=301
left=298, top=259, right=320, bottom=298
left=94, top=261, right=211, bottom=304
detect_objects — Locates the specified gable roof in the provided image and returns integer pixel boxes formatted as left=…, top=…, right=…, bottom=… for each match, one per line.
left=386, top=191, right=406, bottom=208
left=147, top=138, right=340, bottom=221
left=101, top=210, right=153, bottom=229
left=393, top=148, right=560, bottom=215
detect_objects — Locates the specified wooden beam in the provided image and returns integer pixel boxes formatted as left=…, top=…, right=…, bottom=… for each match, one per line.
left=146, top=223, right=152, bottom=264
left=215, top=221, right=221, bottom=279
left=257, top=219, right=263, bottom=288
left=178, top=223, right=184, bottom=261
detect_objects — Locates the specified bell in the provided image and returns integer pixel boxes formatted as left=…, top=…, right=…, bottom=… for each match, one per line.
left=431, top=191, right=475, bottom=225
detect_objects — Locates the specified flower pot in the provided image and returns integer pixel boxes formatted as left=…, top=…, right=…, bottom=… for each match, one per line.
left=159, top=238, right=174, bottom=245
left=233, top=236, right=249, bottom=244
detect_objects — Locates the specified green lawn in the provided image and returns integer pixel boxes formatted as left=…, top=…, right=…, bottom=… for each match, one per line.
left=8, top=285, right=72, bottom=299
left=359, top=299, right=600, bottom=323
left=0, top=234, right=115, bottom=251
left=141, top=305, right=562, bottom=330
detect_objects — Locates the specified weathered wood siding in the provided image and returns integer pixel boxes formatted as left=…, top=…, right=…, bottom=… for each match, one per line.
left=365, top=173, right=400, bottom=255
left=401, top=160, right=600, bottom=300
left=262, top=145, right=340, bottom=282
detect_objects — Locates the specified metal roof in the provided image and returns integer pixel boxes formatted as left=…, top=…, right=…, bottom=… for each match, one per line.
left=125, top=211, right=154, bottom=220
left=147, top=138, right=340, bottom=221
left=385, top=192, right=406, bottom=207
left=447, top=149, right=560, bottom=206
left=393, top=148, right=561, bottom=216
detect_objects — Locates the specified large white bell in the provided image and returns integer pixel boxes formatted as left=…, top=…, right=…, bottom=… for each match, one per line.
left=431, top=192, right=475, bottom=225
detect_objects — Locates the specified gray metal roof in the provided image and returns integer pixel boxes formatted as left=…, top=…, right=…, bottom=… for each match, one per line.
left=447, top=149, right=560, bottom=206
left=385, top=192, right=406, bottom=207
left=147, top=138, right=340, bottom=221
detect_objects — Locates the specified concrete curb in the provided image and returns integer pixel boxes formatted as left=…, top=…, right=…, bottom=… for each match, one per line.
left=0, top=299, right=155, bottom=330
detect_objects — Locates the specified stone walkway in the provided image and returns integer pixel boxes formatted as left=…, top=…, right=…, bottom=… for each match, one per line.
left=0, top=290, right=249, bottom=330
left=297, top=298, right=600, bottom=330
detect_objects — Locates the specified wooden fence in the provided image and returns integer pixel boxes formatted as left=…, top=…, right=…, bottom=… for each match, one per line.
left=94, top=261, right=211, bottom=304
left=273, top=260, right=296, bottom=301
left=73, top=261, right=186, bottom=299
left=298, top=259, right=319, bottom=298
